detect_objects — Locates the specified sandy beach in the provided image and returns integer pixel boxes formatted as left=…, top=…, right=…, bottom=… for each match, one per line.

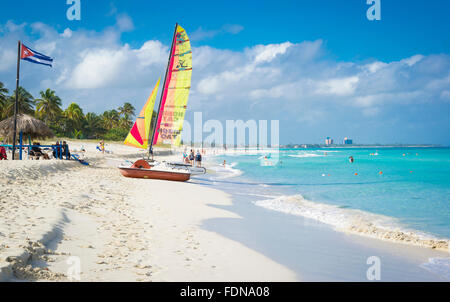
left=0, top=141, right=295, bottom=282
left=1, top=141, right=449, bottom=282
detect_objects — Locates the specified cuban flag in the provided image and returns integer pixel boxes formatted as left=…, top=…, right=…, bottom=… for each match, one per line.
left=21, top=44, right=53, bottom=67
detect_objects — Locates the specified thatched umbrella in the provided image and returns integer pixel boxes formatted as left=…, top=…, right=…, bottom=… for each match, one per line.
left=0, top=114, right=54, bottom=141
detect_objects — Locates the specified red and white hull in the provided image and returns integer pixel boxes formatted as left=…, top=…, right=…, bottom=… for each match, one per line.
left=118, top=167, right=191, bottom=181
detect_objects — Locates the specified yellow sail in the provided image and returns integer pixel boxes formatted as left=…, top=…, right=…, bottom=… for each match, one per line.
left=153, top=25, right=192, bottom=147
left=124, top=78, right=160, bottom=149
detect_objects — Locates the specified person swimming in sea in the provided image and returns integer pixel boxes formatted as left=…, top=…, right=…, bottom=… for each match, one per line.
left=349, top=156, right=354, bottom=163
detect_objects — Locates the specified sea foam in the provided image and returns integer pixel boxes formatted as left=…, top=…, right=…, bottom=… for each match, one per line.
left=209, top=162, right=243, bottom=179
left=253, top=194, right=450, bottom=252
left=288, top=154, right=323, bottom=158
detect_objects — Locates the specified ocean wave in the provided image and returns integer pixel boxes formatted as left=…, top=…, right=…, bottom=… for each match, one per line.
left=236, top=192, right=281, bottom=199
left=253, top=194, right=449, bottom=252
left=288, top=154, right=323, bottom=158
left=287, top=150, right=333, bottom=158
left=209, top=162, right=243, bottom=179
left=218, top=149, right=277, bottom=156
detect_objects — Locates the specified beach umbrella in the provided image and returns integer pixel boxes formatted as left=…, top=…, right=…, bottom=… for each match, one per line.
left=0, top=113, right=54, bottom=141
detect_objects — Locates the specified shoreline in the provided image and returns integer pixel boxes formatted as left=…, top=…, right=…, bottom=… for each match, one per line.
left=207, top=153, right=450, bottom=253
left=253, top=194, right=449, bottom=252
left=195, top=166, right=450, bottom=281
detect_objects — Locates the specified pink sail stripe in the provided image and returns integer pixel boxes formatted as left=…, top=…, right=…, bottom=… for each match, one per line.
left=130, top=122, right=143, bottom=145
left=153, top=34, right=176, bottom=144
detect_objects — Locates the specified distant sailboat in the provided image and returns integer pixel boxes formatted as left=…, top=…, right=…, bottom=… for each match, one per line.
left=119, top=23, right=194, bottom=181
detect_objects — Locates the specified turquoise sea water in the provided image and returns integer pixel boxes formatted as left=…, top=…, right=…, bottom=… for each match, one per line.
left=216, top=147, right=450, bottom=239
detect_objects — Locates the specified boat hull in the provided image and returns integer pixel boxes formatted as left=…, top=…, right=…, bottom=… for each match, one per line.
left=118, top=167, right=190, bottom=182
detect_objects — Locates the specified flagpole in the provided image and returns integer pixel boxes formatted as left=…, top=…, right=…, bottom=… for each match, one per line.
left=12, top=41, right=21, bottom=160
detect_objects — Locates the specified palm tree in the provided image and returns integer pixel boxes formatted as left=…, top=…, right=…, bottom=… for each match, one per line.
left=84, top=112, right=103, bottom=138
left=72, top=129, right=83, bottom=139
left=3, top=87, right=35, bottom=118
left=118, top=116, right=133, bottom=130
left=0, top=82, right=9, bottom=119
left=64, top=102, right=84, bottom=130
left=101, top=109, right=120, bottom=130
left=118, top=102, right=135, bottom=130
left=35, top=89, right=63, bottom=124
left=118, top=102, right=135, bottom=119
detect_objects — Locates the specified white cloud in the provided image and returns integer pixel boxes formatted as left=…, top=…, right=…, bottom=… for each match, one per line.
left=4, top=20, right=26, bottom=33
left=0, top=20, right=449, bottom=144
left=222, top=24, right=244, bottom=35
left=70, top=47, right=129, bottom=89
left=253, top=42, right=292, bottom=64
left=401, top=54, right=424, bottom=66
left=135, top=41, right=168, bottom=66
left=61, top=28, right=73, bottom=38
left=364, top=61, right=387, bottom=73
left=315, top=76, right=359, bottom=96
left=116, top=14, right=134, bottom=32
left=0, top=48, right=16, bottom=71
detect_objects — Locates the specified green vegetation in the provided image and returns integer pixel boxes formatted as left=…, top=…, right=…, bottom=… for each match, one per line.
left=0, top=81, right=136, bottom=141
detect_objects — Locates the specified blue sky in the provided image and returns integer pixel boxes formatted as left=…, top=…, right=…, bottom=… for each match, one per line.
left=2, top=0, right=449, bottom=60
left=0, top=0, right=449, bottom=145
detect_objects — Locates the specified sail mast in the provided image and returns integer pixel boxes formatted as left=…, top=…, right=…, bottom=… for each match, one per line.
left=148, top=22, right=178, bottom=156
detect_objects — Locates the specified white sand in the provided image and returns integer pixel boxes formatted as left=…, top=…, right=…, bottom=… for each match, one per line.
left=0, top=141, right=296, bottom=282
left=1, top=141, right=448, bottom=281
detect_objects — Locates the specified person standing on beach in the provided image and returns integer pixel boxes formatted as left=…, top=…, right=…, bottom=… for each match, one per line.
left=0, top=142, right=7, bottom=160
left=196, top=150, right=202, bottom=167
left=182, top=150, right=189, bottom=164
left=189, top=149, right=195, bottom=166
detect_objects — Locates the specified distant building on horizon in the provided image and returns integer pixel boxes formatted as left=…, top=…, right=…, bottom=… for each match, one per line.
left=325, top=137, right=334, bottom=145
left=343, top=137, right=353, bottom=145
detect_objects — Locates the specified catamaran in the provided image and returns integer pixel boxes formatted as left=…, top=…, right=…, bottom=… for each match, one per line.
left=119, top=23, right=198, bottom=181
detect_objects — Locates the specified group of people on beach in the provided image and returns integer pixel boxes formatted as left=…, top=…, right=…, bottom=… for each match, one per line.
left=0, top=140, right=71, bottom=160
left=183, top=149, right=202, bottom=167
left=30, top=141, right=71, bottom=160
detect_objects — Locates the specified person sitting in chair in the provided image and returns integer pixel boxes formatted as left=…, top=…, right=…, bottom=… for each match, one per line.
left=30, top=142, right=44, bottom=160
left=52, top=141, right=61, bottom=159
left=62, top=141, right=71, bottom=160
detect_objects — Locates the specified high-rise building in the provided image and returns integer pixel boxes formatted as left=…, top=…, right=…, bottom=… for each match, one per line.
left=325, top=137, right=334, bottom=145
left=343, top=137, right=353, bottom=145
